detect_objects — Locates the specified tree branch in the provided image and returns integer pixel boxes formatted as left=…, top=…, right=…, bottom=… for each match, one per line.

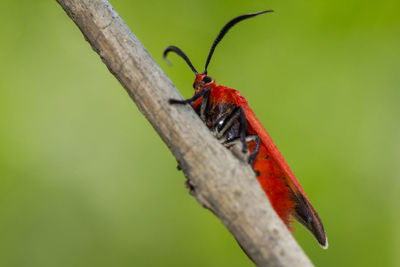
left=56, top=0, right=314, bottom=266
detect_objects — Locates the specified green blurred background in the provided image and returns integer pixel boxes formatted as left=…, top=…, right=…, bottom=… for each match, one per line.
left=0, top=0, right=399, bottom=266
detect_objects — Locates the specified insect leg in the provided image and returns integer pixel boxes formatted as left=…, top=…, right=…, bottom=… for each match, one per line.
left=215, top=107, right=241, bottom=139
left=248, top=135, right=261, bottom=175
left=199, top=90, right=210, bottom=121
left=239, top=107, right=248, bottom=153
left=224, top=135, right=260, bottom=175
left=216, top=106, right=249, bottom=153
left=223, top=134, right=258, bottom=147
left=169, top=87, right=210, bottom=105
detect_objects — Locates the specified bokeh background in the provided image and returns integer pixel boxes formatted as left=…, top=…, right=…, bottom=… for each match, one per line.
left=0, top=0, right=399, bottom=266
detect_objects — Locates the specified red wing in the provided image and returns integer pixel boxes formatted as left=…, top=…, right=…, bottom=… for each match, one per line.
left=238, top=98, right=327, bottom=248
left=242, top=104, right=308, bottom=196
left=193, top=87, right=327, bottom=247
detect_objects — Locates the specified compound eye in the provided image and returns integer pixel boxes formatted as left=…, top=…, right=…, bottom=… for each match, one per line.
left=202, top=76, right=212, bottom=84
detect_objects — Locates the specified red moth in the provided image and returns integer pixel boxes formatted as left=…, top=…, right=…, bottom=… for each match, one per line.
left=164, top=10, right=327, bottom=248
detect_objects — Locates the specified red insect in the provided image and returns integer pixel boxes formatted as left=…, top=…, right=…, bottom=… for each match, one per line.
left=164, top=10, right=327, bottom=248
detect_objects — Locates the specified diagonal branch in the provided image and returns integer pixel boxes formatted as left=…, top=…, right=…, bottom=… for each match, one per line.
left=56, top=0, right=314, bottom=266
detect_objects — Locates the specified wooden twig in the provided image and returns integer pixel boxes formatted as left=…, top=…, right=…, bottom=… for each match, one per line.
left=56, top=0, right=314, bottom=266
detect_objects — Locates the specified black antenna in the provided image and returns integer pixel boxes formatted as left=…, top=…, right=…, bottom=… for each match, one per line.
left=163, top=46, right=198, bottom=74
left=204, top=10, right=274, bottom=74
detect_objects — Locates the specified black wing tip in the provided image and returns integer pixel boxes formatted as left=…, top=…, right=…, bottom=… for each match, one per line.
left=292, top=194, right=328, bottom=249
left=314, top=229, right=328, bottom=249
left=300, top=216, right=328, bottom=249
left=318, top=235, right=328, bottom=249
